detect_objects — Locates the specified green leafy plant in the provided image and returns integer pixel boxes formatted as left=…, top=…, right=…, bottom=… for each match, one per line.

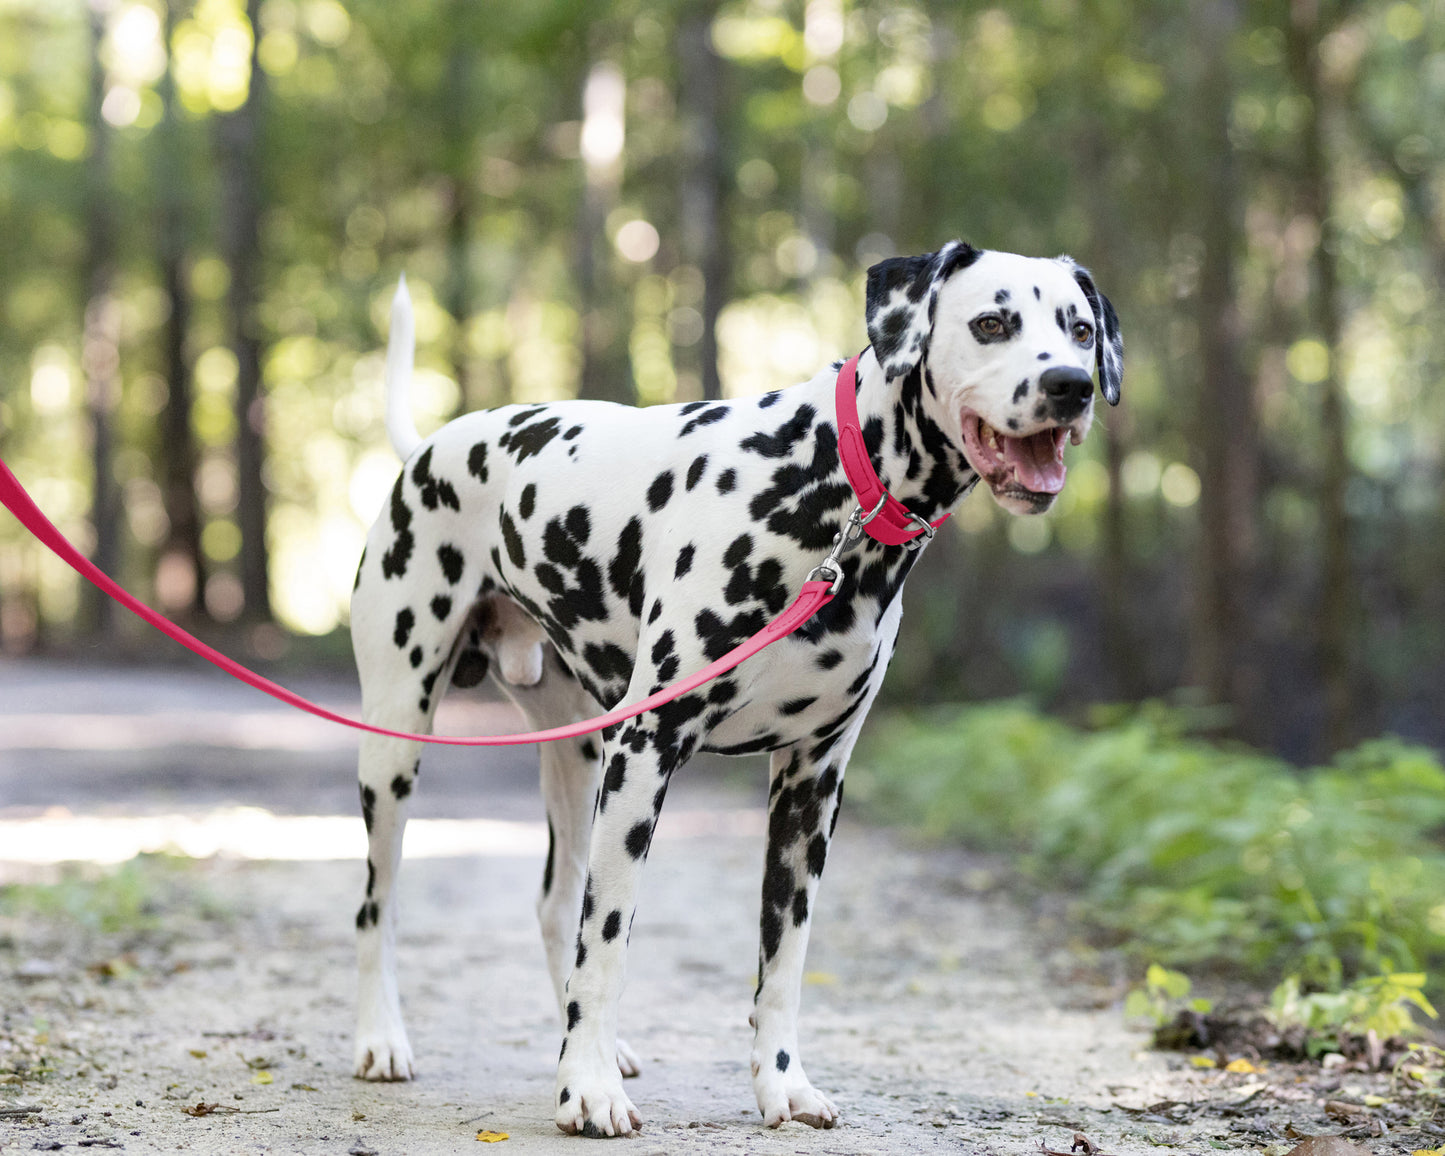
left=1271, top=971, right=1438, bottom=1054
left=852, top=701, right=1445, bottom=987
left=1125, top=962, right=1214, bottom=1025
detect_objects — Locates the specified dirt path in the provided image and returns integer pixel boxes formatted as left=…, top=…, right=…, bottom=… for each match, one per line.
left=1, top=660, right=1205, bottom=1154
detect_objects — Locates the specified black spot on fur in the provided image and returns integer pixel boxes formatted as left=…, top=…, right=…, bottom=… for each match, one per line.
left=759, top=391, right=781, bottom=408
left=816, top=649, right=844, bottom=670
left=1012, top=380, right=1029, bottom=404
left=381, top=475, right=414, bottom=579
left=501, top=416, right=562, bottom=462
left=430, top=594, right=451, bottom=620
left=356, top=900, right=379, bottom=929
left=807, top=833, right=828, bottom=876
left=601, top=753, right=627, bottom=811
left=675, top=544, right=695, bottom=579
left=685, top=454, right=708, bottom=491
left=467, top=441, right=489, bottom=482
left=409, top=645, right=423, bottom=668
left=740, top=405, right=815, bottom=459
left=680, top=404, right=728, bottom=437
left=602, top=910, right=622, bottom=942
left=437, top=543, right=464, bottom=584
left=542, top=820, right=555, bottom=895
left=580, top=738, right=599, bottom=761
left=360, top=785, right=376, bottom=833
left=565, top=504, right=591, bottom=544
left=411, top=447, right=460, bottom=511
left=647, top=471, right=674, bottom=512
left=780, top=696, right=816, bottom=716
left=625, top=820, right=653, bottom=860
left=716, top=468, right=737, bottom=494
left=393, top=608, right=415, bottom=648
left=559, top=1086, right=571, bottom=1104
left=567, top=1001, right=580, bottom=1030
left=501, top=510, right=525, bottom=568
left=519, top=483, right=536, bottom=519
left=391, top=774, right=411, bottom=800
left=776, top=1049, right=790, bottom=1072
left=575, top=939, right=587, bottom=968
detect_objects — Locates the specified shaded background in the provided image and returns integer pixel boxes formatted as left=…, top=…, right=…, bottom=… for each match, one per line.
left=0, top=0, right=1440, bottom=761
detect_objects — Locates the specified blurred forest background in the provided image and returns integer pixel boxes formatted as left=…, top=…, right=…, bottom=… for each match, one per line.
left=0, top=0, right=1439, bottom=762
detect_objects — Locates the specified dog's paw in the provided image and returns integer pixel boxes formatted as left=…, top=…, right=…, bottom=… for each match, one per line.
left=353, top=1030, right=415, bottom=1081
left=615, top=1037, right=642, bottom=1079
left=555, top=1067, right=641, bottom=1137
left=751, top=1051, right=837, bottom=1129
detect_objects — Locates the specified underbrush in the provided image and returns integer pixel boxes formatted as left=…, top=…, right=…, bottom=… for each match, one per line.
left=851, top=701, right=1445, bottom=992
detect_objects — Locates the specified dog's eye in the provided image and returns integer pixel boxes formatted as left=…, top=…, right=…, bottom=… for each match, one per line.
left=1072, top=321, right=1094, bottom=344
left=977, top=316, right=1004, bottom=337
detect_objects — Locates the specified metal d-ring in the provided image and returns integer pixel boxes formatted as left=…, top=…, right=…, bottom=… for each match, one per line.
left=806, top=496, right=886, bottom=594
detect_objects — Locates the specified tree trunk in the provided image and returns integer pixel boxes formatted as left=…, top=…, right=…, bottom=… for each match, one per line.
left=156, top=0, right=205, bottom=619
left=576, top=57, right=632, bottom=404
left=1287, top=0, right=1357, bottom=751
left=442, top=16, right=474, bottom=413
left=216, top=0, right=270, bottom=622
left=81, top=0, right=120, bottom=639
left=676, top=4, right=727, bottom=402
left=1190, top=0, right=1262, bottom=737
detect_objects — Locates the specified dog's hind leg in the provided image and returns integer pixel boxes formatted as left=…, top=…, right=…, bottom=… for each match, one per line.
left=496, top=641, right=642, bottom=1080
left=352, top=719, right=426, bottom=1081
left=748, top=724, right=863, bottom=1129
left=350, top=526, right=469, bottom=1081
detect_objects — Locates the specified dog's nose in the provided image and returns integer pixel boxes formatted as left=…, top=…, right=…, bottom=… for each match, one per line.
left=1038, top=366, right=1094, bottom=408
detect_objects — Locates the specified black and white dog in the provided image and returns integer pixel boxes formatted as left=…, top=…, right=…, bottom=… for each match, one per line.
left=349, top=242, right=1122, bottom=1135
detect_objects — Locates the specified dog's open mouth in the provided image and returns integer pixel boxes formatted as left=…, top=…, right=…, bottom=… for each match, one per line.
left=960, top=409, right=1072, bottom=497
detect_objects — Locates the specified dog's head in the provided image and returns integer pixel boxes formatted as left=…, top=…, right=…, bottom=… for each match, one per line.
left=866, top=241, right=1123, bottom=515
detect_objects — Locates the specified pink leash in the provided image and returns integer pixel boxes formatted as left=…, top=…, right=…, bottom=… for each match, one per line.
left=0, top=355, right=940, bottom=747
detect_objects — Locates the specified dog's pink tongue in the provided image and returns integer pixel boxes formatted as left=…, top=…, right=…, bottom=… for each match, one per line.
left=1001, top=431, right=1066, bottom=494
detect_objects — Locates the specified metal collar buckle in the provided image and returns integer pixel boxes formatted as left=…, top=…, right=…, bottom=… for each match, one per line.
left=806, top=495, right=887, bottom=595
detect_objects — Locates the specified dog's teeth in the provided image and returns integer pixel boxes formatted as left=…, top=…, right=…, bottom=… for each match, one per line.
left=1069, top=429, right=1082, bottom=445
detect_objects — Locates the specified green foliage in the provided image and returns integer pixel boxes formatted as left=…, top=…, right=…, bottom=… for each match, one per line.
left=0, top=853, right=217, bottom=934
left=853, top=702, right=1445, bottom=986
left=1271, top=972, right=1438, bottom=1053
left=1125, top=962, right=1213, bottom=1026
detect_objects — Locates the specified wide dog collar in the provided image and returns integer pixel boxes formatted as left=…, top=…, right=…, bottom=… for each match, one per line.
left=834, top=353, right=951, bottom=547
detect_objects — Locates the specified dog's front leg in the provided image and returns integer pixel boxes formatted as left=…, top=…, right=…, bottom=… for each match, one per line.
left=553, top=713, right=697, bottom=1137
left=749, top=732, right=857, bottom=1128
left=353, top=731, right=422, bottom=1080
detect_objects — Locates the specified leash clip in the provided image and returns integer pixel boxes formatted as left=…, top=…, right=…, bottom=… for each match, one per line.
left=806, top=496, right=886, bottom=595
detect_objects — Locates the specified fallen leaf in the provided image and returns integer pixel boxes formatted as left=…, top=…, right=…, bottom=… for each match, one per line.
left=1361, top=1095, right=1387, bottom=1108
left=183, top=1102, right=221, bottom=1117
left=250, top=1070, right=273, bottom=1085
left=803, top=971, right=837, bottom=986
left=1190, top=1055, right=1217, bottom=1069
left=1224, top=1058, right=1258, bottom=1074
left=289, top=1082, right=318, bottom=1092
left=188, top=1049, right=207, bottom=1059
left=1411, top=1148, right=1445, bottom=1156
left=476, top=1131, right=509, bottom=1142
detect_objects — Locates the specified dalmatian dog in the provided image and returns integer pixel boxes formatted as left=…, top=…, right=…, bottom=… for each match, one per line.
left=349, top=241, right=1122, bottom=1136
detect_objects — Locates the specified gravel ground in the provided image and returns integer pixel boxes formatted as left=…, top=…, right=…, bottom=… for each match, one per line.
left=0, top=658, right=1379, bottom=1156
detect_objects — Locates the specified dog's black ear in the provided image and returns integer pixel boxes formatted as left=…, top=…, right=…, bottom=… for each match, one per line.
left=866, top=240, right=982, bottom=380
left=1059, top=258, right=1123, bottom=406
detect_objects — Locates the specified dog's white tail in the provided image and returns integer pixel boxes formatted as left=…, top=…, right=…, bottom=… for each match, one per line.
left=384, top=275, right=422, bottom=460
